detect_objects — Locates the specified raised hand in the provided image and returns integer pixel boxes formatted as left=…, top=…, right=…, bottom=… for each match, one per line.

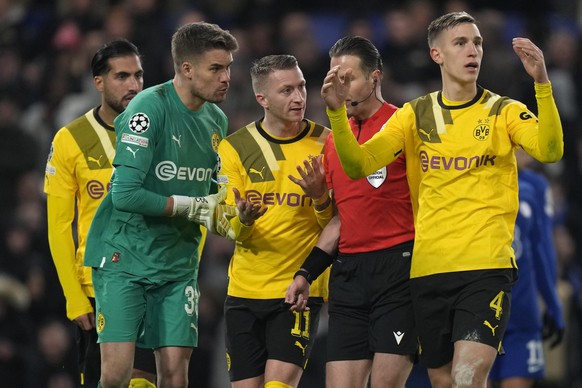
left=288, top=155, right=328, bottom=204
left=321, top=65, right=351, bottom=110
left=512, top=38, right=549, bottom=84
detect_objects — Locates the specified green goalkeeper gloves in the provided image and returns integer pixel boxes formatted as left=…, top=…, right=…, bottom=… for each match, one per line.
left=171, top=186, right=238, bottom=241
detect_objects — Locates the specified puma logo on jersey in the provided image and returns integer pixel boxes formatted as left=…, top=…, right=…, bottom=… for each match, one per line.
left=249, top=166, right=265, bottom=180
left=393, top=331, right=405, bottom=345
left=88, top=155, right=104, bottom=167
left=418, top=128, right=435, bottom=141
left=126, top=146, right=139, bottom=158
left=294, top=341, right=307, bottom=356
left=172, top=134, right=182, bottom=147
left=190, top=323, right=198, bottom=333
left=483, top=320, right=498, bottom=336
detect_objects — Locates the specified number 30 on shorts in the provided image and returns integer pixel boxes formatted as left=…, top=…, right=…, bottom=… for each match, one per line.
left=291, top=311, right=311, bottom=339
left=184, top=285, right=199, bottom=316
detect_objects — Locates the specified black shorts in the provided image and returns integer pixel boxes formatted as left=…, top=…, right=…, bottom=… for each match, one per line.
left=224, top=296, right=323, bottom=382
left=78, top=299, right=157, bottom=386
left=76, top=317, right=100, bottom=386
left=133, top=346, right=156, bottom=375
left=327, top=241, right=417, bottom=361
left=410, top=268, right=518, bottom=368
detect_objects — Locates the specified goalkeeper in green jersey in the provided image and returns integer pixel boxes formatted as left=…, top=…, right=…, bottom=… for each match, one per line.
left=83, top=22, right=247, bottom=388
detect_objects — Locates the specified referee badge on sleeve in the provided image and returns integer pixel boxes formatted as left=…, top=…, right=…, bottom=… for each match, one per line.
left=367, top=167, right=387, bottom=188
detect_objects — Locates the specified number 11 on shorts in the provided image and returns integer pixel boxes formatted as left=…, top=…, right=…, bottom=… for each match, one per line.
left=291, top=311, right=311, bottom=339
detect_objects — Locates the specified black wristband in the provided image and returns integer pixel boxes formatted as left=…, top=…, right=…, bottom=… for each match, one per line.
left=300, top=246, right=334, bottom=283
left=293, top=269, right=313, bottom=284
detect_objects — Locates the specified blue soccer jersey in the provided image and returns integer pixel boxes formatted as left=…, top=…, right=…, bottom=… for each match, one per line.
left=490, top=170, right=564, bottom=380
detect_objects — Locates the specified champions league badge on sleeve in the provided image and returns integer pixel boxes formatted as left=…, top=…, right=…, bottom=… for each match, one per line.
left=367, top=167, right=387, bottom=188
left=45, top=143, right=56, bottom=176
left=214, top=153, right=222, bottom=174
left=128, top=113, right=150, bottom=134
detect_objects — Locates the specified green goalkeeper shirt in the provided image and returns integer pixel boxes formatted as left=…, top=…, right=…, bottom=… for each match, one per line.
left=84, top=80, right=227, bottom=280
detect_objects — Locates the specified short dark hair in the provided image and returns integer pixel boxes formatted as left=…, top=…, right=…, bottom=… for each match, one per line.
left=329, top=36, right=382, bottom=78
left=91, top=39, right=141, bottom=77
left=427, top=12, right=476, bottom=47
left=250, top=54, right=299, bottom=93
left=171, top=22, right=238, bottom=70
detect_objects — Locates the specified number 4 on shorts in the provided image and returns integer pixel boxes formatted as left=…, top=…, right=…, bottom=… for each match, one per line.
left=489, top=291, right=504, bottom=320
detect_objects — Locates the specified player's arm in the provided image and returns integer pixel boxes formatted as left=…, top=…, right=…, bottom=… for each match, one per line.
left=512, top=38, right=563, bottom=162
left=529, top=177, right=565, bottom=347
left=47, top=194, right=94, bottom=322
left=288, top=155, right=333, bottom=228
left=322, top=66, right=403, bottom=179
left=110, top=165, right=237, bottom=239
left=112, top=105, right=175, bottom=217
left=285, top=215, right=339, bottom=311
left=111, top=166, right=167, bottom=215
left=45, top=132, right=93, bottom=324
left=113, top=103, right=238, bottom=239
left=512, top=84, right=563, bottom=164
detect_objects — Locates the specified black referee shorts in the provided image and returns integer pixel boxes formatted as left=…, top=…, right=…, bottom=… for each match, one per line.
left=327, top=241, right=417, bottom=361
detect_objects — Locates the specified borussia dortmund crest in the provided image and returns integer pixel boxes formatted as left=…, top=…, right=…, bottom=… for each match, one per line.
left=473, top=119, right=490, bottom=141
left=211, top=133, right=221, bottom=152
left=96, top=312, right=105, bottom=333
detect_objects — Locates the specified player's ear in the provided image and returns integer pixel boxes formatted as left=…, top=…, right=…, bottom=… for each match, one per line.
left=181, top=61, right=193, bottom=78
left=94, top=76, right=104, bottom=92
left=256, top=93, right=268, bottom=109
left=430, top=47, right=442, bottom=65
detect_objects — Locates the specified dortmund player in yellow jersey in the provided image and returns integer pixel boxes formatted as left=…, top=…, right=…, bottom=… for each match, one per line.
left=217, top=55, right=332, bottom=388
left=44, top=40, right=157, bottom=388
left=322, top=12, right=563, bottom=388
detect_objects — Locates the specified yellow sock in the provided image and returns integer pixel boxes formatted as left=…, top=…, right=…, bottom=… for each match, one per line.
left=129, top=377, right=157, bottom=388
left=264, top=381, right=293, bottom=388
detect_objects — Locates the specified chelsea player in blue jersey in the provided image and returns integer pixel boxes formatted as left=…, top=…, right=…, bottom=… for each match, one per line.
left=489, top=150, right=564, bottom=387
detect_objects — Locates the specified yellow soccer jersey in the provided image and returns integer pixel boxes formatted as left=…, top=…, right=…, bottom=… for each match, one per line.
left=328, top=84, right=563, bottom=278
left=44, top=108, right=115, bottom=320
left=218, top=119, right=331, bottom=299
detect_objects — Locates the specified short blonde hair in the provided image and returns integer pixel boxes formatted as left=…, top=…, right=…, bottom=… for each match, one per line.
left=427, top=12, right=476, bottom=48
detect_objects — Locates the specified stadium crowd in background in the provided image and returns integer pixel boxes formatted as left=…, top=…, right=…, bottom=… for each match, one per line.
left=0, top=0, right=581, bottom=387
